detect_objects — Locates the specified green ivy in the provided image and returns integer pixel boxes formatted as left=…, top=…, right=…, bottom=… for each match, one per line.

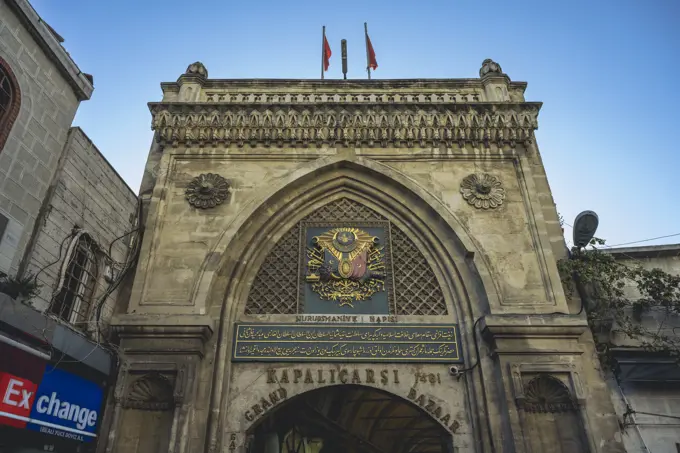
left=558, top=238, right=680, bottom=368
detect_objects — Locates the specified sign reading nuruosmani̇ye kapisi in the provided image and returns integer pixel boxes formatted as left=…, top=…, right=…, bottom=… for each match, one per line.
left=0, top=365, right=103, bottom=442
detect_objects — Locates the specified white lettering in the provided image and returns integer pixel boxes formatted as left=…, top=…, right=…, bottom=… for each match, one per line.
left=34, top=390, right=99, bottom=430
left=57, top=401, right=70, bottom=418
left=3, top=379, right=23, bottom=406
left=19, top=389, right=32, bottom=409
left=48, top=392, right=60, bottom=415
left=76, top=406, right=89, bottom=429
left=37, top=395, right=49, bottom=413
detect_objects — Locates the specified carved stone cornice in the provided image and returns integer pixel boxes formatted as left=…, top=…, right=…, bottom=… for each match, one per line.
left=481, top=314, right=589, bottom=355
left=148, top=102, right=540, bottom=148
left=111, top=314, right=213, bottom=357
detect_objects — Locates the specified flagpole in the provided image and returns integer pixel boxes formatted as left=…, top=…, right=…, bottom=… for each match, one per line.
left=364, top=22, right=371, bottom=80
left=321, top=26, right=326, bottom=80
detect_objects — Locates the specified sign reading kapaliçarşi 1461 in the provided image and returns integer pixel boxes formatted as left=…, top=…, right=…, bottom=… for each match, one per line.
left=232, top=324, right=462, bottom=363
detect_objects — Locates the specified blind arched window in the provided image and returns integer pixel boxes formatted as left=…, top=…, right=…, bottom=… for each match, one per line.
left=0, top=57, right=20, bottom=152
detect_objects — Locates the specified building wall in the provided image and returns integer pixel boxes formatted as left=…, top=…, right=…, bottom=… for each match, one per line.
left=22, top=127, right=137, bottom=336
left=105, top=64, right=626, bottom=453
left=604, top=245, right=680, bottom=453
left=0, top=0, right=92, bottom=274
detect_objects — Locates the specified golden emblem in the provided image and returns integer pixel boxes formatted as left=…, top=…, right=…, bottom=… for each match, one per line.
left=306, top=227, right=386, bottom=307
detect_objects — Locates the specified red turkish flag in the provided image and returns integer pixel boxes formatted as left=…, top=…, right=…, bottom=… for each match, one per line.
left=323, top=35, right=332, bottom=71
left=366, top=34, right=378, bottom=70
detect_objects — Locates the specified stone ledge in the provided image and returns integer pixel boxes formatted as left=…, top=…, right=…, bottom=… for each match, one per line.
left=482, top=314, right=589, bottom=337
left=481, top=314, right=590, bottom=355
left=111, top=314, right=213, bottom=357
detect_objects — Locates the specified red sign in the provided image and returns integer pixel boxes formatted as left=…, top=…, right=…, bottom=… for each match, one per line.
left=0, top=372, right=39, bottom=428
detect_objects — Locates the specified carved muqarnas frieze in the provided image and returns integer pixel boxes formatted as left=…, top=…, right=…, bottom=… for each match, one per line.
left=150, top=104, right=539, bottom=148
left=460, top=173, right=505, bottom=209
left=185, top=173, right=229, bottom=209
left=123, top=373, right=175, bottom=411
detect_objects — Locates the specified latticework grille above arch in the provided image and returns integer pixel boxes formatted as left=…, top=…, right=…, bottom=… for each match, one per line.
left=245, top=198, right=448, bottom=315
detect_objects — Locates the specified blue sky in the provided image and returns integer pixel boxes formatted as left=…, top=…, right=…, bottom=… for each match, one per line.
left=32, top=0, right=680, bottom=247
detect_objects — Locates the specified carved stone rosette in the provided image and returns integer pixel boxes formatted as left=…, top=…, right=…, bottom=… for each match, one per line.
left=185, top=173, right=229, bottom=209
left=460, top=173, right=505, bottom=209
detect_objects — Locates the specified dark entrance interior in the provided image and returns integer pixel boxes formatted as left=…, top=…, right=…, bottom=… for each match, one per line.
left=247, top=386, right=452, bottom=453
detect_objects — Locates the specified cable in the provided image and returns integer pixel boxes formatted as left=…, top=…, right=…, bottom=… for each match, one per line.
left=454, top=316, right=484, bottom=378
left=604, top=233, right=680, bottom=249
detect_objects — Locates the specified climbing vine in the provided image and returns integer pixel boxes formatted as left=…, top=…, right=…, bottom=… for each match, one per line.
left=558, top=238, right=680, bottom=368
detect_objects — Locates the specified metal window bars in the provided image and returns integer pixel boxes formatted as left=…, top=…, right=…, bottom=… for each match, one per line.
left=50, top=234, right=99, bottom=326
left=0, top=69, right=12, bottom=120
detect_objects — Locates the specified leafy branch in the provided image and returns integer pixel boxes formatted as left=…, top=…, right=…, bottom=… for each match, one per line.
left=558, top=238, right=680, bottom=368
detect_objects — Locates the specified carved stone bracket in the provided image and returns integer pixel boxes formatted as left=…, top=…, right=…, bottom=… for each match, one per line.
left=149, top=103, right=540, bottom=149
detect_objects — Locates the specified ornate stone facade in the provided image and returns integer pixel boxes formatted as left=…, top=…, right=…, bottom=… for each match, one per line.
left=102, top=61, right=627, bottom=453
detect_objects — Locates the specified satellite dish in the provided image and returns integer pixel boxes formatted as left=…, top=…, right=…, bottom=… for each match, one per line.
left=573, top=211, right=599, bottom=248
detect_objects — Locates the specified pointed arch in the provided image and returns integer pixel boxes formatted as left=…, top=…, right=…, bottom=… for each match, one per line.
left=199, top=155, right=502, bottom=452
left=192, top=155, right=500, bottom=317
left=0, top=56, right=21, bottom=153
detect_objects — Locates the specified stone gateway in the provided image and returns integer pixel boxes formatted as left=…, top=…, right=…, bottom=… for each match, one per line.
left=102, top=60, right=627, bottom=453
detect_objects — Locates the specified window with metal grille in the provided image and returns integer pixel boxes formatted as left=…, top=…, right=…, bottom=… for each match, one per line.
left=0, top=58, right=20, bottom=152
left=50, top=235, right=99, bottom=326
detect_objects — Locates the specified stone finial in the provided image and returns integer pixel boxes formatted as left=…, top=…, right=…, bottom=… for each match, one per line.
left=479, top=59, right=503, bottom=78
left=185, top=61, right=208, bottom=78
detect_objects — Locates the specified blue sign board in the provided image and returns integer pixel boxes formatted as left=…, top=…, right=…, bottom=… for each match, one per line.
left=27, top=365, right=103, bottom=442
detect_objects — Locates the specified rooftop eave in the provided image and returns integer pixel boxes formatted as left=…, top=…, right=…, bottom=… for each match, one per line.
left=7, top=0, right=94, bottom=101
left=603, top=243, right=680, bottom=259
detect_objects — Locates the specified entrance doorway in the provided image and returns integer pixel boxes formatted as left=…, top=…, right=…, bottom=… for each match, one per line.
left=247, top=386, right=452, bottom=453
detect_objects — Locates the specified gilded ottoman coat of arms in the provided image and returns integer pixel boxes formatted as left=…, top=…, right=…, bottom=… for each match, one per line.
left=305, top=227, right=386, bottom=307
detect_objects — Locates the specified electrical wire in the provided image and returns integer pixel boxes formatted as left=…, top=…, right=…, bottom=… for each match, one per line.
left=455, top=316, right=484, bottom=377
left=604, top=233, right=680, bottom=248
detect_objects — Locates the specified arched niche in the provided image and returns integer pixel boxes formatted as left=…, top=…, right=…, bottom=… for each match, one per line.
left=200, top=156, right=502, bottom=452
